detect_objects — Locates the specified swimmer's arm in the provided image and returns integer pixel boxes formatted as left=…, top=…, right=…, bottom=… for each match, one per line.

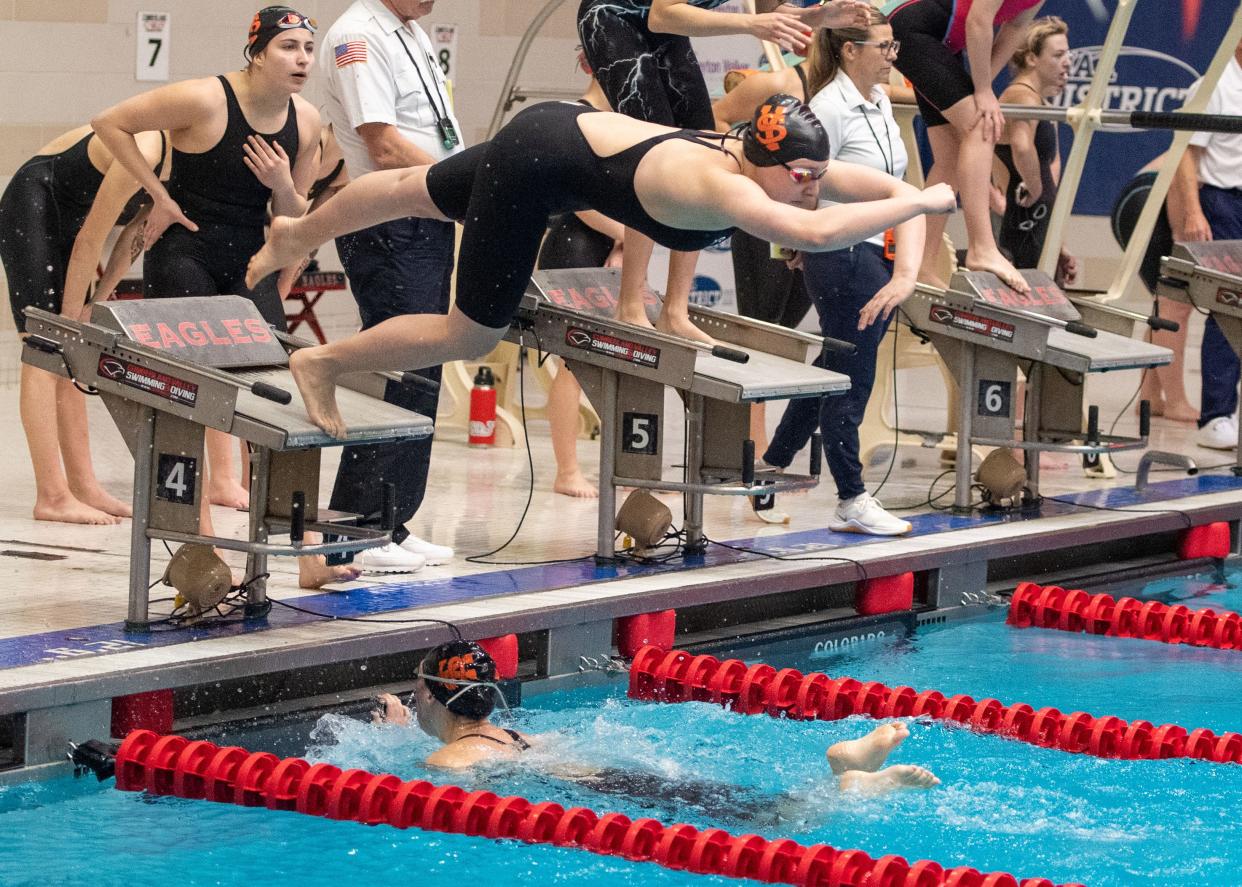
left=92, top=79, right=217, bottom=235
left=61, top=131, right=163, bottom=318
left=716, top=170, right=947, bottom=253
left=94, top=208, right=150, bottom=305
left=998, top=90, right=1043, bottom=202
left=964, top=0, right=1007, bottom=96
left=649, top=0, right=808, bottom=53
left=821, top=159, right=925, bottom=286
left=268, top=99, right=320, bottom=219
left=573, top=211, right=625, bottom=243
left=990, top=7, right=1043, bottom=81
left=1168, top=146, right=1211, bottom=242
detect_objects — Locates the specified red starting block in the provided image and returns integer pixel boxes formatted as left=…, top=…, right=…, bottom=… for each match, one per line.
left=285, top=270, right=347, bottom=344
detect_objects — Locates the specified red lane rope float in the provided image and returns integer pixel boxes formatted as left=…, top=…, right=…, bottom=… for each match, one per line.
left=626, top=646, right=1242, bottom=766
left=1007, top=581, right=1242, bottom=651
left=111, top=730, right=1079, bottom=887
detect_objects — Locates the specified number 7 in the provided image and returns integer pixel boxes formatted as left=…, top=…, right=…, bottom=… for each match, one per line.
left=148, top=37, right=162, bottom=67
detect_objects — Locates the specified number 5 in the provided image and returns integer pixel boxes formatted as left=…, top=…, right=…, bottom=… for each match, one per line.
left=629, top=417, right=650, bottom=451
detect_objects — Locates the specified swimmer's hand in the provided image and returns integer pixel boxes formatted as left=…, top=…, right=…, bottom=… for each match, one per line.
left=921, top=183, right=957, bottom=215
left=858, top=273, right=915, bottom=330
left=372, top=693, right=410, bottom=726
left=243, top=135, right=295, bottom=197
left=748, top=11, right=812, bottom=54
left=784, top=0, right=871, bottom=31
left=145, top=194, right=198, bottom=249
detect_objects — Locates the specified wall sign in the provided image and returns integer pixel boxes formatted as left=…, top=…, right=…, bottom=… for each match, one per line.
left=136, top=12, right=171, bottom=82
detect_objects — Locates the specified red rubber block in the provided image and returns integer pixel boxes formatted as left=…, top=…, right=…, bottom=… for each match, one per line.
left=1178, top=522, right=1230, bottom=560
left=856, top=572, right=914, bottom=616
left=617, top=610, right=677, bottom=658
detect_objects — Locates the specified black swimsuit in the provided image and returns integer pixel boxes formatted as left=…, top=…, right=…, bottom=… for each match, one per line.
left=425, top=100, right=736, bottom=328
left=995, top=110, right=1058, bottom=269
left=456, top=728, right=530, bottom=751
left=144, top=75, right=300, bottom=330
left=0, top=132, right=164, bottom=330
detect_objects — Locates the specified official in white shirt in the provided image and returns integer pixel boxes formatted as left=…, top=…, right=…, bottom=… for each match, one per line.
left=1169, top=40, right=1242, bottom=449
left=319, top=0, right=462, bottom=572
left=763, top=9, right=925, bottom=537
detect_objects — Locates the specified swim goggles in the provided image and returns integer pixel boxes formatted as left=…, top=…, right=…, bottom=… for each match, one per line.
left=274, top=11, right=317, bottom=32
left=414, top=670, right=513, bottom=716
left=778, top=159, right=828, bottom=184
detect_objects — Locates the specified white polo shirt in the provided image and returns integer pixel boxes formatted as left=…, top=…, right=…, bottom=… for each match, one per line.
left=1187, top=57, right=1242, bottom=191
left=809, top=69, right=909, bottom=246
left=320, top=0, right=464, bottom=177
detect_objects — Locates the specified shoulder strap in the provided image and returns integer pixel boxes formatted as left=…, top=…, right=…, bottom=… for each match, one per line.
left=794, top=63, right=809, bottom=101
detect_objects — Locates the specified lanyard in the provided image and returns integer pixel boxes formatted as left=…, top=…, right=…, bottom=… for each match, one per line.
left=394, top=28, right=448, bottom=126
left=859, top=102, right=895, bottom=178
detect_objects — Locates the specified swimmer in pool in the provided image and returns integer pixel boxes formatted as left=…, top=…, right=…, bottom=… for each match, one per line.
left=376, top=640, right=939, bottom=796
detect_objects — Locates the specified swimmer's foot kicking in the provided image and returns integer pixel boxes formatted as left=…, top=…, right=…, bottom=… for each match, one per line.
left=827, top=721, right=940, bottom=794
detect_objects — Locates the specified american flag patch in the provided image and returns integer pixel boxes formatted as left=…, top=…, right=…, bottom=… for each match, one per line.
left=334, top=40, right=367, bottom=68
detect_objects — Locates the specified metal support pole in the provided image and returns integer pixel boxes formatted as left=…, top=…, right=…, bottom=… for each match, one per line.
left=486, top=0, right=569, bottom=139
left=954, top=346, right=976, bottom=512
left=126, top=406, right=156, bottom=631
left=1025, top=365, right=1044, bottom=502
left=1037, top=0, right=1139, bottom=274
left=684, top=393, right=707, bottom=554
left=596, top=370, right=619, bottom=561
left=244, top=446, right=272, bottom=619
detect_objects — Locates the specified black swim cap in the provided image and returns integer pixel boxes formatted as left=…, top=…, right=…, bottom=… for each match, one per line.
left=246, top=6, right=316, bottom=61
left=742, top=94, right=830, bottom=168
left=419, top=640, right=498, bottom=719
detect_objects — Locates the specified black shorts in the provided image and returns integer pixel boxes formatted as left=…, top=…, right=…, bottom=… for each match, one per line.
left=889, top=0, right=972, bottom=128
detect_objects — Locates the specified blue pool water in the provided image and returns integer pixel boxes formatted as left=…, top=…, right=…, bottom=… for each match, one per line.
left=3, top=570, right=1242, bottom=887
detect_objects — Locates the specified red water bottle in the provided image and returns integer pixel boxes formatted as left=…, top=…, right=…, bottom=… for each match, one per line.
left=468, top=365, right=497, bottom=446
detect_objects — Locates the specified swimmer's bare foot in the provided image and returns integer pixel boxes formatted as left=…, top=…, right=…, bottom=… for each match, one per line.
left=33, top=492, right=121, bottom=526
left=298, top=555, right=363, bottom=589
left=838, top=764, right=940, bottom=794
left=656, top=311, right=715, bottom=346
left=72, top=484, right=133, bottom=518
left=208, top=480, right=250, bottom=511
left=916, top=270, right=949, bottom=292
left=616, top=301, right=657, bottom=331
left=965, top=249, right=1029, bottom=295
left=290, top=347, right=347, bottom=439
left=827, top=721, right=910, bottom=775
left=1159, top=401, right=1198, bottom=423
left=553, top=469, right=598, bottom=498
left=246, top=215, right=313, bottom=289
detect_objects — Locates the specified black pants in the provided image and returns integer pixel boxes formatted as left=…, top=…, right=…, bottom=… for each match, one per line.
left=329, top=217, right=454, bottom=543
left=730, top=229, right=810, bottom=329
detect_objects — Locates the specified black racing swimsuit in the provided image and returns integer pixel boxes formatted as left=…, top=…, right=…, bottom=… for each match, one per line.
left=0, top=132, right=164, bottom=330
left=457, top=729, right=530, bottom=751
left=144, top=75, right=299, bottom=330
left=995, top=116, right=1058, bottom=269
left=425, top=100, right=736, bottom=328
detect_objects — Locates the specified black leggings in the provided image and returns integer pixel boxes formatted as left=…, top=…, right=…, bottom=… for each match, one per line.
left=0, top=156, right=84, bottom=331
left=889, top=0, right=970, bottom=128
left=577, top=0, right=715, bottom=130
left=144, top=222, right=287, bottom=331
left=730, top=229, right=810, bottom=329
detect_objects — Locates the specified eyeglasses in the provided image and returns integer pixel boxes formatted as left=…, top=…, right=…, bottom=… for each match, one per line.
left=779, top=159, right=828, bottom=184
left=275, top=11, right=317, bottom=32
left=851, top=39, right=900, bottom=57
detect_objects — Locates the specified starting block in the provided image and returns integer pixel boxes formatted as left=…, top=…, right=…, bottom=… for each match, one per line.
left=21, top=296, right=434, bottom=629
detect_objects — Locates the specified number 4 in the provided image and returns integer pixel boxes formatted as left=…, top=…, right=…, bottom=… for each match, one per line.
left=164, top=460, right=187, bottom=498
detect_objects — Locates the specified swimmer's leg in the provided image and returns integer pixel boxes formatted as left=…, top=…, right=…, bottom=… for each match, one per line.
left=838, top=764, right=939, bottom=794
left=248, top=166, right=447, bottom=288
left=826, top=721, right=910, bottom=775
left=290, top=307, right=505, bottom=438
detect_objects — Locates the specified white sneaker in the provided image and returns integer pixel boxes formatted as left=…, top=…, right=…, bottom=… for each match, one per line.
left=829, top=493, right=912, bottom=536
left=1196, top=415, right=1237, bottom=450
left=355, top=543, right=426, bottom=574
left=399, top=534, right=454, bottom=565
